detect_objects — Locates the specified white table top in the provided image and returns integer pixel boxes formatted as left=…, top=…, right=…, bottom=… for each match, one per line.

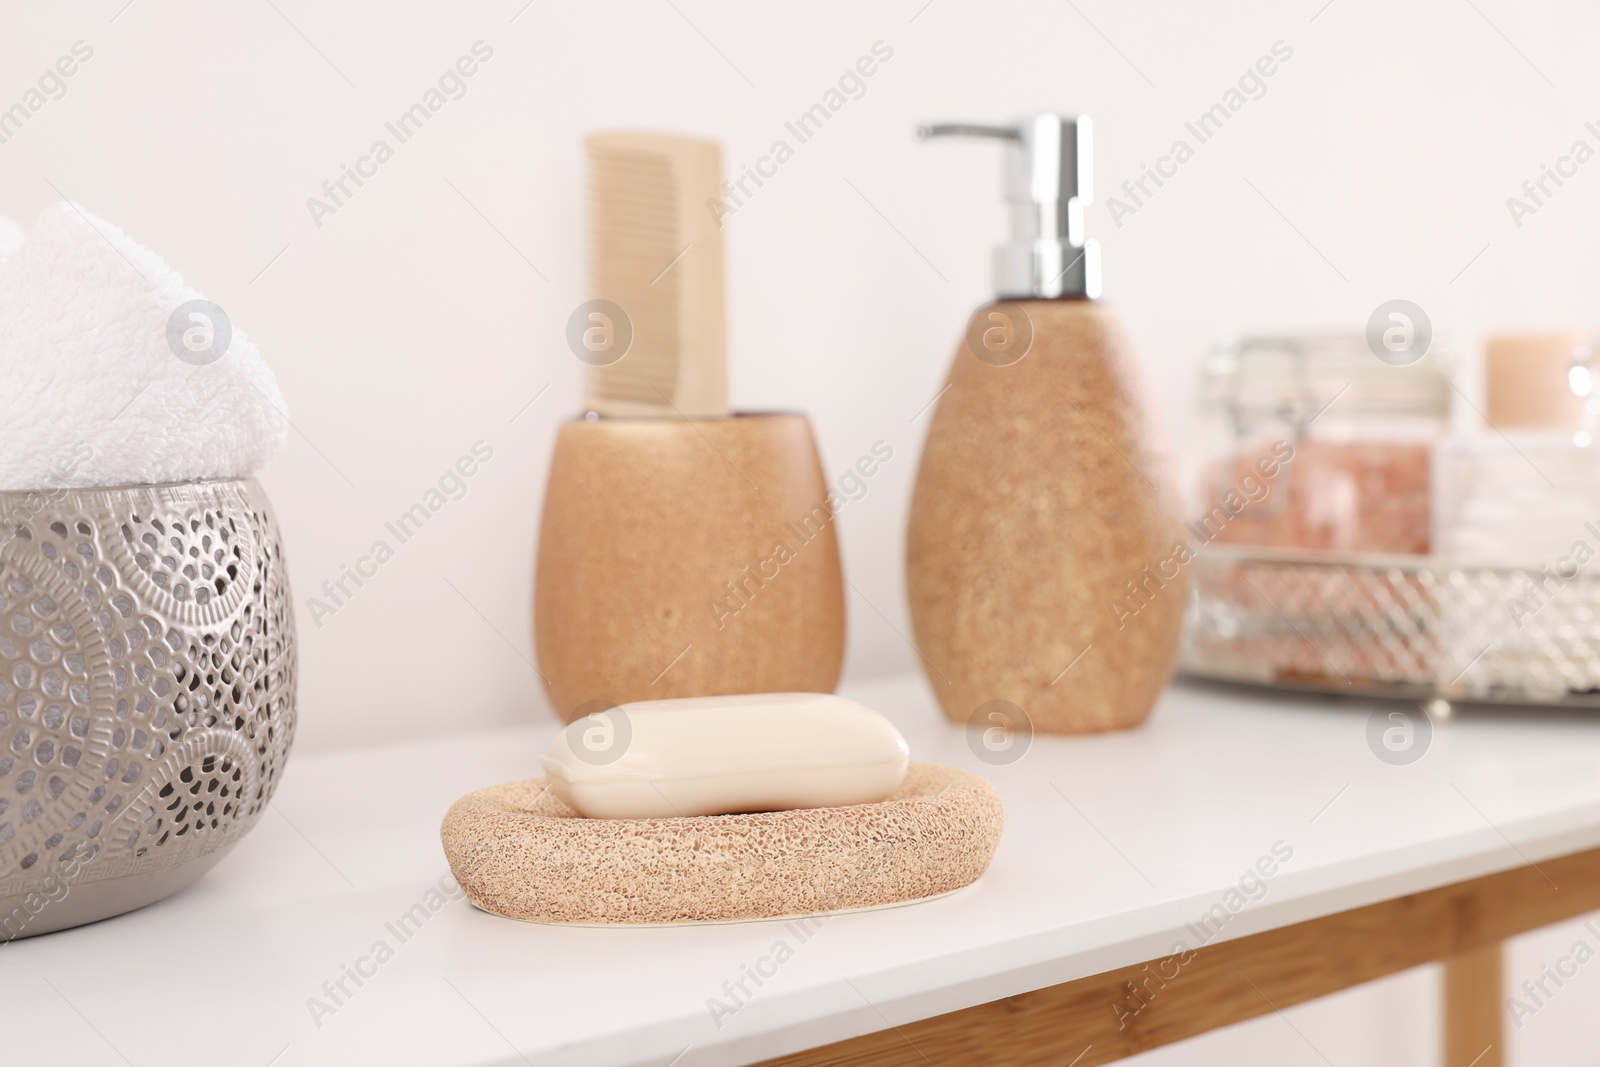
left=9, top=673, right=1600, bottom=1067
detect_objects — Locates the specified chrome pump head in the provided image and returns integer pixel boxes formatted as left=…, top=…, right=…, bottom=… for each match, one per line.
left=917, top=114, right=1101, bottom=300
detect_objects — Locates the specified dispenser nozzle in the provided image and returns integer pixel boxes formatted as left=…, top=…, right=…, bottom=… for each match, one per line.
left=915, top=123, right=1019, bottom=142
left=917, top=114, right=1101, bottom=300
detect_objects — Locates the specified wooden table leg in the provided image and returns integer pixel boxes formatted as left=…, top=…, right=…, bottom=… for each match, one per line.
left=1444, top=943, right=1503, bottom=1067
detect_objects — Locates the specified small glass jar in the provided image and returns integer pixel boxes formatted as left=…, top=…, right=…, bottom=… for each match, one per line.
left=1194, top=334, right=1451, bottom=555
left=1434, top=333, right=1600, bottom=564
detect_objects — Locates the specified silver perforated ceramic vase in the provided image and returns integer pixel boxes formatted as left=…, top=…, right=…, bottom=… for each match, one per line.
left=0, top=479, right=295, bottom=939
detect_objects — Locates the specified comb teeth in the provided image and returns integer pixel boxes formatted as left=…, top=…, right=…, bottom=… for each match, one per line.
left=589, top=148, right=679, bottom=406
left=584, top=133, right=728, bottom=418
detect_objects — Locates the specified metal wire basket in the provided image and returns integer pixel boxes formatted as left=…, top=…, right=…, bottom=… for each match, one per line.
left=1180, top=545, right=1600, bottom=706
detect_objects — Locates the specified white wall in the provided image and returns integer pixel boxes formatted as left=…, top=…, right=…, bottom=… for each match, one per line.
left=2, top=0, right=1597, bottom=754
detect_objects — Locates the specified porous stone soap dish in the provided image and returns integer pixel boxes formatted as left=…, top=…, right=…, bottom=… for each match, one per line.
left=440, top=761, right=1004, bottom=925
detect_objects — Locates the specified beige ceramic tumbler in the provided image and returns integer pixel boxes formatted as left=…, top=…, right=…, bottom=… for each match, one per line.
left=534, top=413, right=845, bottom=721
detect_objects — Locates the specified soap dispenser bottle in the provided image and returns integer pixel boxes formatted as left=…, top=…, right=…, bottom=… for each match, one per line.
left=906, top=115, right=1187, bottom=734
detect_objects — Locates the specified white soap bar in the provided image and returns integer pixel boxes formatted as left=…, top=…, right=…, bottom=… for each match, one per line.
left=541, top=692, right=910, bottom=819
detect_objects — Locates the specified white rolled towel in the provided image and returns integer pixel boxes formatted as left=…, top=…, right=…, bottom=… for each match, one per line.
left=0, top=203, right=287, bottom=490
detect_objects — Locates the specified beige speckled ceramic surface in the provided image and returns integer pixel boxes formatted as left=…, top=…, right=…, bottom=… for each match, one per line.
left=907, top=299, right=1188, bottom=734
left=439, top=761, right=1003, bottom=925
left=534, top=412, right=845, bottom=721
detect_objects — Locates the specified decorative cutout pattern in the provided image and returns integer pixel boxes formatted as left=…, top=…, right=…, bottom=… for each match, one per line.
left=0, top=480, right=295, bottom=907
left=1184, top=547, right=1600, bottom=703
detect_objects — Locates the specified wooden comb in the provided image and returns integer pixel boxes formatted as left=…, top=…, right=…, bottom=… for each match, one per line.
left=584, top=132, right=728, bottom=418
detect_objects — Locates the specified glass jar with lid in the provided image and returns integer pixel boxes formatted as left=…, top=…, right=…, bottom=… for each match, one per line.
left=1435, top=332, right=1600, bottom=564
left=1194, top=334, right=1451, bottom=555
